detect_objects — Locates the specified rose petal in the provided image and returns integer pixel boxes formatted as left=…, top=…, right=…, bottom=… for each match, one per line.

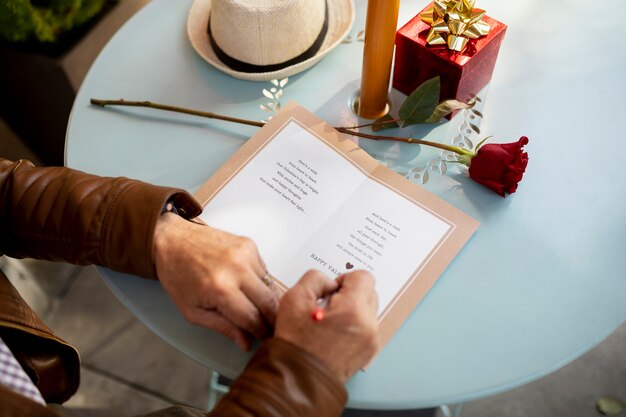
left=468, top=137, right=529, bottom=197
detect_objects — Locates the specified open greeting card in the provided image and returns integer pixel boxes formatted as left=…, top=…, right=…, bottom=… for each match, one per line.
left=195, top=102, right=479, bottom=348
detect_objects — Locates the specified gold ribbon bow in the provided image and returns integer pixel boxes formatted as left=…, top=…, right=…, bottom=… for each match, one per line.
left=419, top=0, right=491, bottom=52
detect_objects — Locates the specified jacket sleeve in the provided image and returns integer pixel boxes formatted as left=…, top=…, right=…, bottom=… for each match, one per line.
left=209, top=338, right=347, bottom=417
left=1, top=338, right=348, bottom=417
left=136, top=339, right=348, bottom=417
left=0, top=159, right=202, bottom=279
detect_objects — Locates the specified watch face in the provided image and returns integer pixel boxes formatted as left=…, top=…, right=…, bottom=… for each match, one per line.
left=162, top=200, right=179, bottom=215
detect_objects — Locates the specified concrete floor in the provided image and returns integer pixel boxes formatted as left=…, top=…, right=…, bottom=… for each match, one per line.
left=1, top=0, right=625, bottom=414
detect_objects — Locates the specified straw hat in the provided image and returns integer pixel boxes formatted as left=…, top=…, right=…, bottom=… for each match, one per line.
left=187, top=0, right=355, bottom=81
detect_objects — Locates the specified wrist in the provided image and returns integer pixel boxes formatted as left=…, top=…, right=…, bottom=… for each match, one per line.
left=153, top=194, right=192, bottom=259
left=152, top=211, right=181, bottom=263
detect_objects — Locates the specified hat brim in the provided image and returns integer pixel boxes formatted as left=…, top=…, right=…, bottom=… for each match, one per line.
left=187, top=0, right=355, bottom=82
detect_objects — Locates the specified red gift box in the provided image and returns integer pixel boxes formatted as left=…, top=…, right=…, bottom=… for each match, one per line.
left=393, top=3, right=507, bottom=104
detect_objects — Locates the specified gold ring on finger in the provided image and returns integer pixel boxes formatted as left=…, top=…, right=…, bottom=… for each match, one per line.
left=261, top=273, right=273, bottom=287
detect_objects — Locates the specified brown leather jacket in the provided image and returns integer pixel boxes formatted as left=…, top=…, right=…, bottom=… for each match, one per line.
left=0, top=159, right=347, bottom=417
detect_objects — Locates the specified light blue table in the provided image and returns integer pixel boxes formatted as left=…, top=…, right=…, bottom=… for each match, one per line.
left=66, top=0, right=626, bottom=410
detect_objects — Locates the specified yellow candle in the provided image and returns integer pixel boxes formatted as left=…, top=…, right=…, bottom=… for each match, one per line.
left=358, top=0, right=401, bottom=119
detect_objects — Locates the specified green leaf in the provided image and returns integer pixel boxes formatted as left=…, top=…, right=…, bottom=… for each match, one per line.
left=372, top=114, right=400, bottom=132
left=424, top=99, right=476, bottom=123
left=597, top=396, right=626, bottom=416
left=399, top=76, right=440, bottom=127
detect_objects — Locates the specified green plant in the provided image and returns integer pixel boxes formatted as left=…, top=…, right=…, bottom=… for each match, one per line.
left=0, top=0, right=115, bottom=43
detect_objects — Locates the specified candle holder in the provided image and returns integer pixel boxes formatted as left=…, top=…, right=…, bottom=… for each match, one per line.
left=350, top=90, right=391, bottom=119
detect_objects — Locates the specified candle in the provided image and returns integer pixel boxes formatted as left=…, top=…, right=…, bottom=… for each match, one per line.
left=358, top=0, right=401, bottom=119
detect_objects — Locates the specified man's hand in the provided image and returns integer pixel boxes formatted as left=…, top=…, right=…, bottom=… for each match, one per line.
left=275, top=270, right=379, bottom=383
left=153, top=213, right=279, bottom=351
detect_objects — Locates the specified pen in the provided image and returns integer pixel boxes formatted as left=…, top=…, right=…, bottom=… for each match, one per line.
left=311, top=296, right=330, bottom=321
left=312, top=275, right=346, bottom=321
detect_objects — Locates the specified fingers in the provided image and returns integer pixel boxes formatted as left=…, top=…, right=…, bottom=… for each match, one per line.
left=233, top=235, right=267, bottom=278
left=233, top=236, right=280, bottom=324
left=294, top=270, right=341, bottom=301
left=337, top=271, right=377, bottom=308
left=274, top=269, right=380, bottom=383
left=185, top=308, right=252, bottom=351
left=157, top=221, right=279, bottom=348
left=256, top=250, right=269, bottom=279
left=220, top=233, right=279, bottom=327
left=242, top=276, right=279, bottom=325
left=217, top=290, right=272, bottom=340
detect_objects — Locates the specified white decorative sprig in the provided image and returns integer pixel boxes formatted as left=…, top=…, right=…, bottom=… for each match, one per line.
left=260, top=78, right=288, bottom=122
left=341, top=29, right=365, bottom=44
left=409, top=100, right=484, bottom=185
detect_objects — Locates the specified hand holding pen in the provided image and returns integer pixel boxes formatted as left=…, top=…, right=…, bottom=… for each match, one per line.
left=275, top=270, right=380, bottom=383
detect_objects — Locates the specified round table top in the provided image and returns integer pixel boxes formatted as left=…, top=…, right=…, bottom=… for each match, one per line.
left=66, top=0, right=626, bottom=409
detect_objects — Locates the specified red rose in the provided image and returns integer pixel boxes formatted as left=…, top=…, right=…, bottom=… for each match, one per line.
left=468, top=137, right=529, bottom=197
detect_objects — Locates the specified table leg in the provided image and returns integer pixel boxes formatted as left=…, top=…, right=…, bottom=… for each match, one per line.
left=206, top=370, right=230, bottom=411
left=438, top=403, right=463, bottom=417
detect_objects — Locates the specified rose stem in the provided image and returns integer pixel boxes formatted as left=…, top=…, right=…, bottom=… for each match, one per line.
left=90, top=98, right=264, bottom=128
left=89, top=98, right=472, bottom=156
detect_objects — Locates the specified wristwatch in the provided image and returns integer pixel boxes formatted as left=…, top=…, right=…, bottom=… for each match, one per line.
left=161, top=196, right=205, bottom=225
left=161, top=196, right=187, bottom=217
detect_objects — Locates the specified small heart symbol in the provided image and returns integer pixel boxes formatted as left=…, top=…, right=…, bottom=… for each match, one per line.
left=345, top=262, right=354, bottom=269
